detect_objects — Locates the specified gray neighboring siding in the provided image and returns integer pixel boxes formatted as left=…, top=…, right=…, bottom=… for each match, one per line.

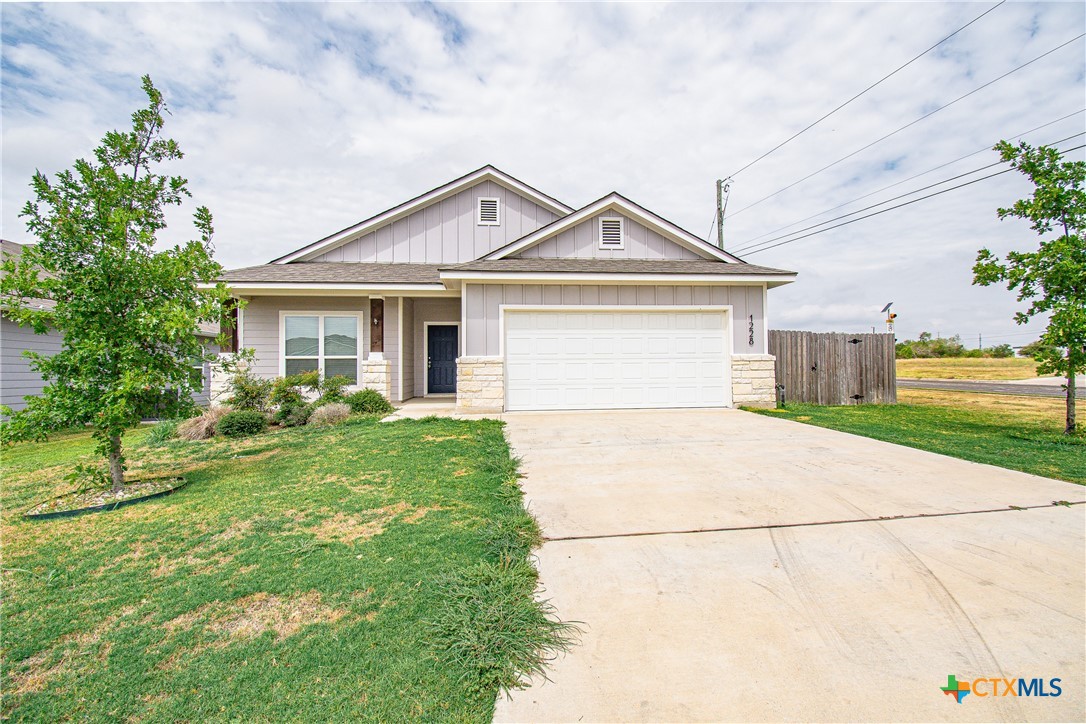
left=385, top=298, right=401, bottom=402
left=192, top=340, right=221, bottom=407
left=463, top=284, right=766, bottom=357
left=514, top=212, right=703, bottom=260
left=412, top=298, right=461, bottom=397
left=1, top=315, right=63, bottom=412
left=242, top=296, right=370, bottom=378
left=310, top=181, right=560, bottom=264
left=401, top=298, right=415, bottom=402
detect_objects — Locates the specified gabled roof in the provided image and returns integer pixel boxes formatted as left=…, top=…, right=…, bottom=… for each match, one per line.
left=445, top=258, right=793, bottom=276
left=270, top=166, right=575, bottom=265
left=484, top=192, right=744, bottom=263
left=223, top=262, right=445, bottom=285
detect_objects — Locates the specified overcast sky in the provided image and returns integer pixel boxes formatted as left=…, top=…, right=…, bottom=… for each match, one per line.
left=3, top=1, right=1084, bottom=346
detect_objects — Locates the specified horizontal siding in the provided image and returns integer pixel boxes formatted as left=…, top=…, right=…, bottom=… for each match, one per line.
left=310, top=181, right=560, bottom=264
left=516, top=211, right=703, bottom=260
left=242, top=297, right=370, bottom=378
left=401, top=298, right=415, bottom=402
left=385, top=298, right=401, bottom=401
left=1, top=316, right=63, bottom=412
left=464, top=284, right=765, bottom=357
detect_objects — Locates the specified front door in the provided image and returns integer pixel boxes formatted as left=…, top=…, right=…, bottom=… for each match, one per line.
left=427, top=325, right=458, bottom=394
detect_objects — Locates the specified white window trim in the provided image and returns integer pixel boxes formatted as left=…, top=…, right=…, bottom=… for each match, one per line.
left=422, top=321, right=460, bottom=397
left=477, top=197, right=501, bottom=226
left=279, top=311, right=364, bottom=383
left=598, top=216, right=625, bottom=250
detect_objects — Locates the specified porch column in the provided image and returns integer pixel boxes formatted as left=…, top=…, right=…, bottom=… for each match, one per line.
left=369, top=297, right=384, bottom=360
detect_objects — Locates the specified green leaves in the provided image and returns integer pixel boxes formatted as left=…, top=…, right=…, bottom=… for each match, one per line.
left=1, top=76, right=232, bottom=477
left=975, top=140, right=1086, bottom=433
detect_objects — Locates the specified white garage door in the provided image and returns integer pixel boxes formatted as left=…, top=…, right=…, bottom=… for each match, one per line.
left=504, top=310, right=731, bottom=411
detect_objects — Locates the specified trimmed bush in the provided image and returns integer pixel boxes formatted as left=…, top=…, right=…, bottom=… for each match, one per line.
left=177, top=406, right=232, bottom=441
left=308, top=402, right=351, bottom=427
left=216, top=410, right=267, bottom=438
left=282, top=402, right=313, bottom=427
left=318, top=375, right=352, bottom=404
left=346, top=388, right=394, bottom=415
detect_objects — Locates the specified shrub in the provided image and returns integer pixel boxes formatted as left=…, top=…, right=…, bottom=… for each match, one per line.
left=318, top=375, right=352, bottom=404
left=177, top=406, right=232, bottom=441
left=988, top=343, right=1015, bottom=358
left=144, top=419, right=179, bottom=446
left=283, top=402, right=314, bottom=427
left=216, top=410, right=267, bottom=438
left=308, top=402, right=351, bottom=427
left=220, top=349, right=273, bottom=412
left=346, top=388, right=395, bottom=415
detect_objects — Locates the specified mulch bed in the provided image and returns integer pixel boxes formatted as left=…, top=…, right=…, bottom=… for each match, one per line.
left=25, top=477, right=187, bottom=519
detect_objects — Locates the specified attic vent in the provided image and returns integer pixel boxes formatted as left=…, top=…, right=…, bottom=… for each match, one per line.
left=477, top=197, right=501, bottom=226
left=598, top=217, right=624, bottom=250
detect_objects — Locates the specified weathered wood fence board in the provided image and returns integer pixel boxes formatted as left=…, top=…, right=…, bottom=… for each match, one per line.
left=768, top=330, right=897, bottom=405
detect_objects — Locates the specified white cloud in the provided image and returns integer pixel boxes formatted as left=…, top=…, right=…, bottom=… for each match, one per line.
left=2, top=1, right=1082, bottom=349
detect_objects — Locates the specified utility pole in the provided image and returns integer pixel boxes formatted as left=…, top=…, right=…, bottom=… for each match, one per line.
left=978, top=333, right=982, bottom=350
left=716, top=178, right=732, bottom=248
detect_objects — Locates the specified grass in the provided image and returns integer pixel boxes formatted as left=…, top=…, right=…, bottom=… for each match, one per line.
left=749, top=390, right=1084, bottom=485
left=1, top=416, right=572, bottom=721
left=895, top=357, right=1043, bottom=380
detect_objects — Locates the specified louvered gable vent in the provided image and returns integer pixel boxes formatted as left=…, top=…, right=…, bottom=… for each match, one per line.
left=477, top=197, right=500, bottom=226
left=598, top=217, right=624, bottom=250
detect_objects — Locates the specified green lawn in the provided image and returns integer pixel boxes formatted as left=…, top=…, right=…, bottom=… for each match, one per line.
left=1, top=416, right=552, bottom=721
left=749, top=398, right=1085, bottom=485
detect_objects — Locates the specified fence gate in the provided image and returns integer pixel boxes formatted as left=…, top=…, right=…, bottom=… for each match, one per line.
left=768, top=330, right=897, bottom=405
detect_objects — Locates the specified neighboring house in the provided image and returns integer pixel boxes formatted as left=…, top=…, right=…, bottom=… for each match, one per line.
left=218, top=166, right=797, bottom=412
left=0, top=239, right=220, bottom=412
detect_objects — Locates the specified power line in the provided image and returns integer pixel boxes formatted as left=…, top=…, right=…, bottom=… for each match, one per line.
left=724, top=33, right=1086, bottom=221
left=726, top=1, right=1007, bottom=179
left=728, top=111, right=1085, bottom=250
left=730, top=131, right=1086, bottom=254
left=742, top=142, right=1085, bottom=256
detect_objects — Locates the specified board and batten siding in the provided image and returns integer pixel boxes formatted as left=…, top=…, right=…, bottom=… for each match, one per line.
left=463, top=284, right=766, bottom=357
left=310, top=181, right=560, bottom=264
left=1, top=315, right=63, bottom=412
left=412, top=298, right=461, bottom=397
left=514, top=211, right=703, bottom=260
left=241, top=297, right=372, bottom=379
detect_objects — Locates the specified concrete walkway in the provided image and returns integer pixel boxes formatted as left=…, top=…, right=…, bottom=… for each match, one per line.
left=494, top=409, right=1085, bottom=723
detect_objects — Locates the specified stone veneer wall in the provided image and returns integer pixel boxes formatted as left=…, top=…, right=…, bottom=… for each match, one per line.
left=731, top=354, right=777, bottom=408
left=360, top=359, right=391, bottom=400
left=456, top=356, right=504, bottom=413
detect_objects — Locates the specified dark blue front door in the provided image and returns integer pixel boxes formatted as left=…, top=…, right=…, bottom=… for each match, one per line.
left=427, top=325, right=458, bottom=394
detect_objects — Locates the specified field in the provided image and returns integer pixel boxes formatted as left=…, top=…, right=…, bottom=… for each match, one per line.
left=1, top=416, right=562, bottom=721
left=895, top=357, right=1043, bottom=380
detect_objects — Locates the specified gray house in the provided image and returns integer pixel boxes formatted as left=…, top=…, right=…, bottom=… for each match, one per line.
left=1, top=239, right=219, bottom=412
left=219, top=166, right=796, bottom=412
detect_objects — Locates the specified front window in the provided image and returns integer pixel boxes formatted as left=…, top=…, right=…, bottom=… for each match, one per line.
left=284, top=314, right=358, bottom=383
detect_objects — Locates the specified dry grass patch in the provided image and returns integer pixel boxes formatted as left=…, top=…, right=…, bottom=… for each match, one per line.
left=898, top=388, right=1081, bottom=424
left=422, top=434, right=472, bottom=442
left=164, top=591, right=347, bottom=643
left=308, top=502, right=414, bottom=544
left=896, top=357, right=1042, bottom=380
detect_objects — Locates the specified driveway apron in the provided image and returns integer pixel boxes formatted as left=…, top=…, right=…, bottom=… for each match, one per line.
left=493, top=409, right=1085, bottom=723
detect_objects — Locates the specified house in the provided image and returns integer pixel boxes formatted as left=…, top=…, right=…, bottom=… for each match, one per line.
left=0, top=239, right=220, bottom=412
left=217, top=166, right=796, bottom=412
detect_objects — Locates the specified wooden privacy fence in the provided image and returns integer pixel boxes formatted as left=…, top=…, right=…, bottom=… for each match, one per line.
left=768, top=330, right=897, bottom=405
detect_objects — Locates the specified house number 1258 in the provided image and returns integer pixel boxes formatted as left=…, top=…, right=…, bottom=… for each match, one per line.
left=748, top=315, right=755, bottom=346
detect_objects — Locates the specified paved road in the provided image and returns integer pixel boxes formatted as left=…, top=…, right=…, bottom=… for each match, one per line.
left=898, top=378, right=1066, bottom=398
left=494, top=409, right=1085, bottom=723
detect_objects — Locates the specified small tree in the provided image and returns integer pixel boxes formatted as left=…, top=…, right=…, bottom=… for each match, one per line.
left=0, top=76, right=230, bottom=488
left=974, top=140, right=1085, bottom=434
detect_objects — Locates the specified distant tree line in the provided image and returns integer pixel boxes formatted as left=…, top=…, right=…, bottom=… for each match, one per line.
left=895, top=332, right=1016, bottom=360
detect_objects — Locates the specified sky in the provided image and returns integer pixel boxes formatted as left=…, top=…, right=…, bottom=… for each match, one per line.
left=2, top=1, right=1084, bottom=347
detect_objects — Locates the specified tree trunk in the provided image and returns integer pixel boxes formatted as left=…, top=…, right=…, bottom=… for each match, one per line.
left=1067, top=365, right=1077, bottom=436
left=108, top=434, right=125, bottom=491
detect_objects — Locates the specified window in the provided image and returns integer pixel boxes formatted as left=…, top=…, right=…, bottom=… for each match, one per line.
left=477, top=197, right=501, bottom=226
left=284, top=314, right=359, bottom=383
left=598, top=216, right=624, bottom=250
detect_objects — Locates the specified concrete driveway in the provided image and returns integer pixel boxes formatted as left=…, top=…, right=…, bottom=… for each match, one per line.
left=493, top=409, right=1085, bottom=723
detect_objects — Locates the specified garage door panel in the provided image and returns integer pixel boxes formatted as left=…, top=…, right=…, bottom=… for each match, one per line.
left=504, top=310, right=732, bottom=411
